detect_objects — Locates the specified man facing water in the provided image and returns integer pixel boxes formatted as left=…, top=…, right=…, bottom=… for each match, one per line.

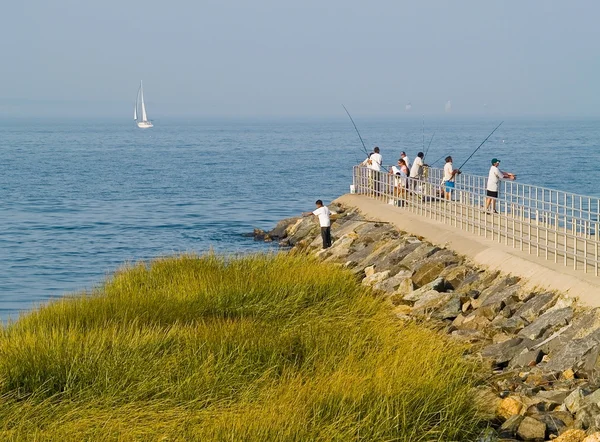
left=485, top=158, right=516, bottom=213
left=303, top=200, right=332, bottom=249
left=442, top=156, right=461, bottom=200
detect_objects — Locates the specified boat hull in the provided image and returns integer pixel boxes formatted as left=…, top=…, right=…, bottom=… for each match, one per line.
left=137, top=121, right=154, bottom=129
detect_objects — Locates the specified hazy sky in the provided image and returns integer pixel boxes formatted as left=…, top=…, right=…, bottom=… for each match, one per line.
left=2, top=0, right=599, bottom=117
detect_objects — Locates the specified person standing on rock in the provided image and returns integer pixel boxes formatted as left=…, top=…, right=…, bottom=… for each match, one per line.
left=302, top=200, right=332, bottom=249
left=485, top=158, right=516, bottom=213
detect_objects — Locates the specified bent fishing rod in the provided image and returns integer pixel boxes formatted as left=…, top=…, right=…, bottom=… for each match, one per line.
left=342, top=104, right=370, bottom=158
left=456, top=121, right=504, bottom=171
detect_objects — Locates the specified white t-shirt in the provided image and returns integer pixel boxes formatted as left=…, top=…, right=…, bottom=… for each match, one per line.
left=391, top=165, right=407, bottom=187
left=369, top=153, right=382, bottom=171
left=410, top=156, right=423, bottom=178
left=487, top=165, right=503, bottom=192
left=312, top=206, right=331, bottom=227
left=443, top=162, right=455, bottom=182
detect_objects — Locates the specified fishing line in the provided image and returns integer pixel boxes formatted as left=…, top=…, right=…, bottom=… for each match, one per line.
left=457, top=121, right=504, bottom=171
left=342, top=104, right=370, bottom=158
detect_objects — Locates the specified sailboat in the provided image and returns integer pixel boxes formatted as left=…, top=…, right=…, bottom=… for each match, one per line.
left=134, top=81, right=153, bottom=128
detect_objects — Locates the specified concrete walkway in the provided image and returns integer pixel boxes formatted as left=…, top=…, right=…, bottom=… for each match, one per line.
left=335, top=193, right=600, bottom=308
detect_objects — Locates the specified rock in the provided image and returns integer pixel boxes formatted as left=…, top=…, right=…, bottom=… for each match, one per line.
left=518, top=307, right=573, bottom=340
left=398, top=244, right=440, bottom=272
left=564, top=388, right=585, bottom=414
left=411, top=261, right=446, bottom=288
left=492, top=316, right=528, bottom=335
left=412, top=292, right=461, bottom=320
left=268, top=216, right=300, bottom=239
left=574, top=403, right=600, bottom=431
left=553, top=429, right=586, bottom=442
left=497, top=396, right=524, bottom=420
left=534, top=411, right=573, bottom=436
left=373, top=270, right=412, bottom=292
left=516, top=416, right=546, bottom=441
left=440, top=264, right=473, bottom=290
left=478, top=276, right=521, bottom=304
left=481, top=338, right=534, bottom=368
left=535, top=389, right=571, bottom=405
left=364, top=265, right=376, bottom=277
left=583, top=388, right=600, bottom=407
left=509, top=349, right=543, bottom=369
left=583, top=433, right=600, bottom=442
left=402, top=277, right=447, bottom=302
left=449, top=329, right=486, bottom=343
left=499, top=414, right=523, bottom=438
left=478, top=285, right=522, bottom=320
left=476, top=427, right=499, bottom=442
left=458, top=313, right=491, bottom=332
left=545, top=328, right=600, bottom=372
left=513, top=292, right=558, bottom=323
left=562, top=368, right=576, bottom=380
left=362, top=270, right=390, bottom=287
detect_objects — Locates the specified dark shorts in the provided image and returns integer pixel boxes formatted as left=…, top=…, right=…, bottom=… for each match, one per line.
left=486, top=190, right=498, bottom=198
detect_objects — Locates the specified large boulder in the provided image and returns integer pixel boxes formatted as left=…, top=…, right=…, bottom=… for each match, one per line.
left=513, top=292, right=558, bottom=323
left=398, top=244, right=440, bottom=271
left=518, top=307, right=573, bottom=340
left=411, top=261, right=447, bottom=288
left=516, top=416, right=546, bottom=441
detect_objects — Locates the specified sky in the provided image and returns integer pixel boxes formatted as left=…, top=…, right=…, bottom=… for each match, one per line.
left=1, top=0, right=599, bottom=118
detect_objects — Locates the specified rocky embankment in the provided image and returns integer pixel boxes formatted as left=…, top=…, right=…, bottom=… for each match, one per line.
left=254, top=202, right=600, bottom=442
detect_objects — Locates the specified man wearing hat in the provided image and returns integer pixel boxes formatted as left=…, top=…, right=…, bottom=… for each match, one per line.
left=485, top=158, right=516, bottom=213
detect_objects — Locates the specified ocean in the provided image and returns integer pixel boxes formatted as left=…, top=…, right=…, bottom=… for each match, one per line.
left=0, top=116, right=598, bottom=320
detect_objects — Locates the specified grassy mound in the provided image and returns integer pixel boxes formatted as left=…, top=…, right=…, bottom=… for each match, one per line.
left=0, top=254, right=484, bottom=441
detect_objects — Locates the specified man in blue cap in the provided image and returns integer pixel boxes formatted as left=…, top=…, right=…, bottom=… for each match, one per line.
left=485, top=158, right=516, bottom=213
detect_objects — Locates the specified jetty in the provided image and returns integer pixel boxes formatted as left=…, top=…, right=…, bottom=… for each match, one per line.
left=351, top=165, right=600, bottom=307
left=257, top=169, right=600, bottom=440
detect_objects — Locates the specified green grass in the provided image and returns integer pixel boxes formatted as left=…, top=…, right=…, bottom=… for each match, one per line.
left=0, top=253, right=484, bottom=441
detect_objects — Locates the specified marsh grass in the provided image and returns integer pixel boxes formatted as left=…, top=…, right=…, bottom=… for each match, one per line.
left=0, top=254, right=484, bottom=440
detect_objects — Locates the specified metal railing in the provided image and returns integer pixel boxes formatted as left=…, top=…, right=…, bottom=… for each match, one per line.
left=352, top=165, right=600, bottom=276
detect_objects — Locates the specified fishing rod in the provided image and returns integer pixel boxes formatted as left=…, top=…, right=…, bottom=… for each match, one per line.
left=422, top=115, right=425, bottom=152
left=457, top=121, right=504, bottom=171
left=428, top=152, right=447, bottom=168
left=342, top=104, right=370, bottom=158
left=423, top=130, right=436, bottom=160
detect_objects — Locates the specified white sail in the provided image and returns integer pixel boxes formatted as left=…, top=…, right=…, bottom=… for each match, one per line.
left=405, top=102, right=412, bottom=112
left=445, top=100, right=452, bottom=113
left=134, top=80, right=153, bottom=128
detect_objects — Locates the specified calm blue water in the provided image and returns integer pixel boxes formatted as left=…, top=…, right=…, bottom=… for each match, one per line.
left=0, top=116, right=598, bottom=320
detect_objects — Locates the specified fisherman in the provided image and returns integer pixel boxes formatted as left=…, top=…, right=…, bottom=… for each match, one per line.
left=485, top=158, right=516, bottom=213
left=368, top=147, right=382, bottom=194
left=409, top=151, right=426, bottom=189
left=370, top=146, right=382, bottom=172
left=442, top=156, right=461, bottom=200
left=302, top=200, right=332, bottom=249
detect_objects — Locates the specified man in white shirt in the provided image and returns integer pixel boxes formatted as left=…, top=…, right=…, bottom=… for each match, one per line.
left=368, top=146, right=382, bottom=193
left=303, top=199, right=332, bottom=248
left=369, top=146, right=382, bottom=172
left=485, top=158, right=516, bottom=213
left=442, top=156, right=461, bottom=200
left=409, top=151, right=425, bottom=189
